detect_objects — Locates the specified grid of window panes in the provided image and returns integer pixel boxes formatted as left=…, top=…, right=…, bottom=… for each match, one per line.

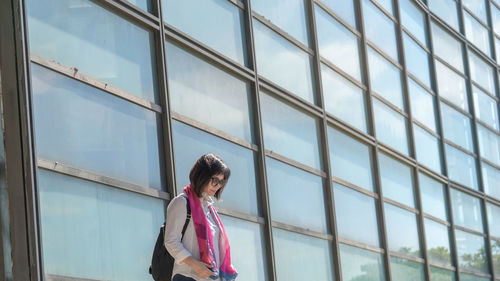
left=24, top=0, right=500, bottom=281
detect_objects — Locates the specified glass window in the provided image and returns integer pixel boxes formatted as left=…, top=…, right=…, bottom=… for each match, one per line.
left=487, top=203, right=500, bottom=238
left=431, top=22, right=464, bottom=73
left=450, top=189, right=484, bottom=233
left=409, top=78, right=437, bottom=132
left=455, top=230, right=489, bottom=274
left=428, top=0, right=459, bottom=31
left=492, top=3, right=500, bottom=36
left=339, top=244, right=386, bottom=281
left=315, top=5, right=362, bottom=81
left=492, top=239, right=500, bottom=277
left=163, top=0, right=247, bottom=65
left=260, top=92, right=322, bottom=170
left=253, top=20, right=315, bottom=103
left=320, top=0, right=356, bottom=28
left=385, top=203, right=421, bottom=257
left=477, top=124, right=500, bottom=166
left=363, top=0, right=398, bottom=61
left=473, top=86, right=499, bottom=131
left=413, top=124, right=442, bottom=173
left=38, top=169, right=164, bottom=281
left=390, top=257, right=425, bottom=281
left=462, top=0, right=487, bottom=23
left=321, top=64, right=368, bottom=133
left=266, top=157, right=328, bottom=233
left=419, top=173, right=447, bottom=221
left=374, top=0, right=393, bottom=15
left=441, top=102, right=474, bottom=152
left=399, top=0, right=427, bottom=46
left=27, top=0, right=158, bottom=102
left=373, top=98, right=409, bottom=155
left=435, top=61, right=468, bottom=111
left=32, top=64, right=163, bottom=190
left=425, top=218, right=452, bottom=265
left=334, top=184, right=379, bottom=246
left=252, top=0, right=309, bottom=46
left=496, top=37, right=500, bottom=65
left=378, top=152, right=414, bottom=207
left=273, top=228, right=334, bottom=281
left=468, top=50, right=495, bottom=95
left=328, top=127, right=374, bottom=191
left=165, top=42, right=253, bottom=143
left=368, top=47, right=404, bottom=110
left=445, top=144, right=479, bottom=190
left=464, top=11, right=491, bottom=56
left=222, top=216, right=267, bottom=281
left=172, top=121, right=259, bottom=216
left=482, top=162, right=500, bottom=200
left=430, top=267, right=456, bottom=281
left=403, top=33, right=431, bottom=87
left=459, top=273, right=490, bottom=281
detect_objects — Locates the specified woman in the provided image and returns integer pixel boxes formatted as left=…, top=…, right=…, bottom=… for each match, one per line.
left=164, top=154, right=238, bottom=281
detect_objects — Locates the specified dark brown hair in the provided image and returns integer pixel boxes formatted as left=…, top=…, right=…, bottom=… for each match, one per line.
left=189, top=153, right=230, bottom=199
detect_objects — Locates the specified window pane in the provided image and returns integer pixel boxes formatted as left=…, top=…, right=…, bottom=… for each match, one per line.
left=431, top=22, right=464, bottom=73
left=441, top=102, right=474, bottom=152
left=425, top=218, right=452, bottom=265
left=459, top=273, right=490, bottom=281
left=399, top=0, right=427, bottom=46
left=390, top=257, right=425, bottom=281
left=39, top=169, right=164, bottom=281
left=385, top=203, right=421, bottom=257
left=492, top=3, right=500, bottom=36
left=363, top=0, right=398, bottom=60
left=464, top=11, right=490, bottom=56
left=455, top=230, right=489, bottom=274
left=419, top=173, right=447, bottom=221
left=435, top=61, right=468, bottom=111
left=252, top=0, right=309, bottom=46
left=445, top=144, right=479, bottom=190
left=172, top=121, right=259, bottom=216
left=32, top=64, right=163, bottom=190
left=321, top=64, right=368, bottom=132
left=496, top=34, right=500, bottom=65
left=373, top=99, right=409, bottom=156
left=334, top=184, right=379, bottom=246
left=414, top=124, right=442, bottom=173
left=374, top=0, right=393, bottom=15
left=163, top=0, right=246, bottom=65
left=477, top=124, right=500, bottom=166
left=483, top=162, right=500, bottom=200
left=450, top=188, right=484, bottom=232
left=222, top=216, right=267, bottom=281
left=27, top=0, right=158, bottom=102
left=428, top=0, right=459, bottom=31
left=473, top=86, right=499, bottom=131
left=125, top=0, right=151, bottom=12
left=273, top=228, right=334, bottom=281
left=468, top=50, right=495, bottom=94
left=328, top=127, right=373, bottom=191
left=404, top=33, right=431, bottom=87
left=430, top=267, right=456, bottom=281
left=165, top=42, right=253, bottom=143
left=409, top=78, right=436, bottom=132
left=267, top=157, right=327, bottom=233
left=379, top=152, right=414, bottom=207
left=260, top=92, right=322, bottom=170
left=462, top=0, right=487, bottom=23
left=320, top=0, right=356, bottom=28
left=368, top=48, right=404, bottom=110
left=339, top=244, right=386, bottom=281
left=253, top=20, right=315, bottom=103
left=492, top=240, right=500, bottom=276
left=316, top=5, right=362, bottom=81
left=487, top=203, right=500, bottom=238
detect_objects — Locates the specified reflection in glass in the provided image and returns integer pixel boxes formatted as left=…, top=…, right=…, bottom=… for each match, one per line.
left=374, top=0, right=393, bottom=16
left=441, top=102, right=474, bottom=152
left=339, top=244, right=386, bottom=281
left=385, top=203, right=421, bottom=257
left=462, top=0, right=487, bottom=23
left=430, top=267, right=455, bottom=281
left=431, top=22, right=464, bottom=72
left=368, top=48, right=404, bottom=110
left=379, top=152, right=414, bottom=207
left=413, top=125, right=441, bottom=173
left=450, top=189, right=483, bottom=233
left=428, top=0, right=459, bottom=31
left=334, top=184, right=379, bottom=246
left=493, top=3, right=500, bottom=35
left=409, top=78, right=436, bottom=132
left=435, top=61, right=468, bottom=111
left=473, top=85, right=499, bottom=131
left=487, top=203, right=500, bottom=238
left=492, top=239, right=500, bottom=276
left=172, top=121, right=259, bottom=216
left=483, top=162, right=500, bottom=200
left=399, top=0, right=427, bottom=46
left=373, top=99, right=409, bottom=156
left=424, top=218, right=452, bottom=265
left=125, top=0, right=151, bottom=12
left=321, top=0, right=356, bottom=27
left=455, top=230, right=489, bottom=274
left=419, top=173, right=447, bottom=221
left=468, top=50, right=495, bottom=94
left=404, top=33, right=430, bottom=87
left=165, top=42, right=253, bottom=143
left=445, top=144, right=478, bottom=190
left=464, top=11, right=490, bottom=56
left=363, top=0, right=398, bottom=60
left=477, top=124, right=500, bottom=166
left=459, top=273, right=490, bottom=281
left=267, top=157, right=327, bottom=233
left=328, top=127, right=373, bottom=191
left=390, top=257, right=425, bottom=281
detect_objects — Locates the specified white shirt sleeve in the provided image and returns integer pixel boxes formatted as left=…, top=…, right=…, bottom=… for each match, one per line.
left=164, top=195, right=192, bottom=264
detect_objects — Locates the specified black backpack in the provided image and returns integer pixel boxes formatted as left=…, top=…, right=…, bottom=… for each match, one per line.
left=149, top=195, right=191, bottom=281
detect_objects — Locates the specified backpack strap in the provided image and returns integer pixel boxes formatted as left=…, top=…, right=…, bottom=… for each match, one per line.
left=180, top=194, right=191, bottom=241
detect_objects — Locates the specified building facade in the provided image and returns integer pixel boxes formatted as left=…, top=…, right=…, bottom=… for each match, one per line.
left=1, top=0, right=500, bottom=281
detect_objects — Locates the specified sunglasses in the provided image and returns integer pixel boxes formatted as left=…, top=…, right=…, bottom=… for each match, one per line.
left=210, top=176, right=225, bottom=187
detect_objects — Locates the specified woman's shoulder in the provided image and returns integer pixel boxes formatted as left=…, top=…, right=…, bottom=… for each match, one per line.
left=167, top=193, right=188, bottom=211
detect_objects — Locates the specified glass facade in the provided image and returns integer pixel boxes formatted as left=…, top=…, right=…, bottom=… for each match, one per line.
left=9, top=0, right=500, bottom=280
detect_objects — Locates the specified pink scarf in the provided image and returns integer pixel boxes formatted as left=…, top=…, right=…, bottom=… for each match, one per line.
left=184, top=185, right=238, bottom=281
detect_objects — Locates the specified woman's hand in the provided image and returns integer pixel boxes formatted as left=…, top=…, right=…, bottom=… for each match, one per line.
left=182, top=256, right=217, bottom=279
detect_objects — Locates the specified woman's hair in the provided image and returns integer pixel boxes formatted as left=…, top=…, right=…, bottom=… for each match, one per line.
left=189, top=153, right=231, bottom=199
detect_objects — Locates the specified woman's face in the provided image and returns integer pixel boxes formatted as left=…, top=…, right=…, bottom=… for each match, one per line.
left=202, top=173, right=224, bottom=197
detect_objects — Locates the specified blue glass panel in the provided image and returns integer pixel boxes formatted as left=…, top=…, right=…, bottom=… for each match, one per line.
left=316, top=5, right=361, bottom=81
left=385, top=203, right=421, bottom=257
left=38, top=169, right=164, bottom=281
left=435, top=61, right=468, bottom=111
left=260, top=92, right=322, bottom=170
left=462, top=0, right=487, bottom=23
left=321, top=64, right=367, bottom=133
left=459, top=273, right=490, bottom=281
left=431, top=22, right=464, bottom=73
left=320, top=0, right=356, bottom=28
left=273, top=228, right=334, bottom=281
left=473, top=86, right=499, bottom=131
left=413, top=125, right=442, bottom=173
left=400, top=0, right=427, bottom=46
left=419, top=173, right=447, bottom=221
left=445, top=144, right=478, bottom=190
left=163, top=0, right=246, bottom=65
left=253, top=20, right=315, bottom=103
left=390, top=257, right=425, bottom=281
left=379, top=153, right=415, bottom=207
left=363, top=0, right=398, bottom=60
left=428, top=0, right=459, bottom=31
left=483, top=162, right=500, bottom=200
left=368, top=48, right=404, bottom=110
left=477, top=124, right=500, bottom=166
left=172, top=121, right=258, bottom=216
left=430, top=267, right=455, bottom=281
left=404, top=33, right=430, bottom=88
left=464, top=11, right=490, bottom=56
left=450, top=188, right=484, bottom=233
left=252, top=0, right=309, bottom=46
left=335, top=184, right=379, bottom=246
left=165, top=42, right=253, bottom=143
left=492, top=239, right=500, bottom=276
left=32, top=63, right=162, bottom=190
left=27, top=0, right=158, bottom=102
left=375, top=0, right=393, bottom=15
left=409, top=78, right=436, bottom=132
left=455, top=230, right=489, bottom=274
left=425, top=218, right=452, bottom=265
left=468, top=50, right=495, bottom=94
left=266, top=157, right=327, bottom=233
left=373, top=99, right=409, bottom=156
left=339, top=244, right=386, bottom=281
left=492, top=3, right=500, bottom=35
left=487, top=203, right=500, bottom=238
left=125, top=0, right=151, bottom=12
left=441, top=102, right=474, bottom=152
left=328, top=127, right=373, bottom=191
